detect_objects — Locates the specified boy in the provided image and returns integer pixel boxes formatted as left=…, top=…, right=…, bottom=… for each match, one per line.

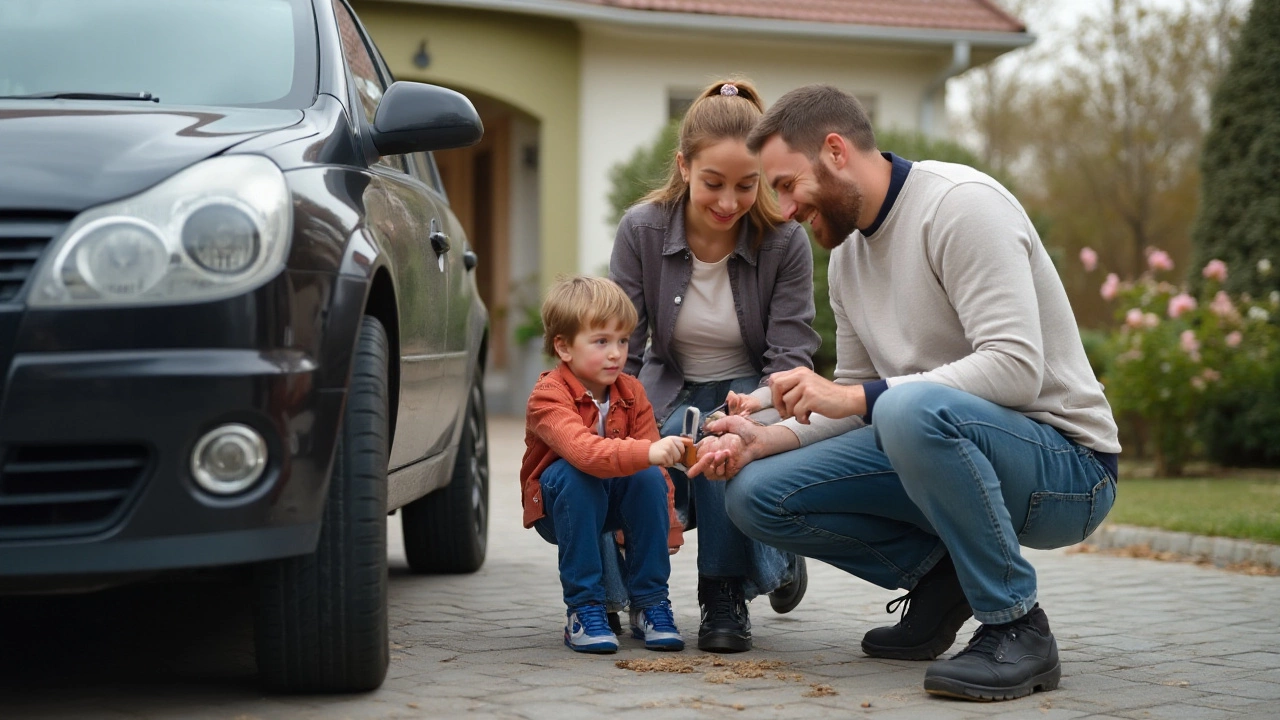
left=521, top=275, right=689, bottom=654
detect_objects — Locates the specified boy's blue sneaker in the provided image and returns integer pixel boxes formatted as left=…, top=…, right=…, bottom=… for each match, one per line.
left=565, top=604, right=619, bottom=654
left=630, top=600, right=685, bottom=651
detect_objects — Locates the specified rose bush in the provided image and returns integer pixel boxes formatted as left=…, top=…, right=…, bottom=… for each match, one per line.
left=1089, top=248, right=1280, bottom=475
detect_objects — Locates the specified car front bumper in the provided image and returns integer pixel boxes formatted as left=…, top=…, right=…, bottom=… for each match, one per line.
left=0, top=271, right=363, bottom=584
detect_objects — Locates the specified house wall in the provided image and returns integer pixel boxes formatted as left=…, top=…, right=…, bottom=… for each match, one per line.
left=353, top=2, right=581, bottom=295
left=578, top=27, right=955, bottom=274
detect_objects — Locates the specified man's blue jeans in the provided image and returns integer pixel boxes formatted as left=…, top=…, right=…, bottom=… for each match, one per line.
left=724, top=383, right=1116, bottom=624
left=534, top=459, right=672, bottom=610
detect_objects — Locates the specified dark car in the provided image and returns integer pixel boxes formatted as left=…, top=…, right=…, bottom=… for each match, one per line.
left=0, top=0, right=490, bottom=692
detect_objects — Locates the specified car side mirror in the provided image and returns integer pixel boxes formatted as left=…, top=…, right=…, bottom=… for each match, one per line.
left=371, top=81, right=483, bottom=156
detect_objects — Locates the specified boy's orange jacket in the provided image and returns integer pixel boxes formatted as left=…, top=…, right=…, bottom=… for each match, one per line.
left=520, top=362, right=684, bottom=549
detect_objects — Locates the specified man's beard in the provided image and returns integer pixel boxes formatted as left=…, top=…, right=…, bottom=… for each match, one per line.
left=810, top=161, right=864, bottom=250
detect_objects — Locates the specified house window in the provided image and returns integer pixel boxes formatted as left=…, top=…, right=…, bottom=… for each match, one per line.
left=667, top=88, right=699, bottom=121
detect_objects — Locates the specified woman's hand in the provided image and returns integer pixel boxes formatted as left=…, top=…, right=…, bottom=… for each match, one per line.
left=724, top=390, right=762, bottom=416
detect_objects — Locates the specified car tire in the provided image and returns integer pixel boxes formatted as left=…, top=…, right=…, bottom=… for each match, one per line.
left=254, top=315, right=390, bottom=693
left=401, top=368, right=489, bottom=574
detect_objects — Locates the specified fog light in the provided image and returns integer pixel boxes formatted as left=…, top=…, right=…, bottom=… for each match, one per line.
left=191, top=424, right=268, bottom=495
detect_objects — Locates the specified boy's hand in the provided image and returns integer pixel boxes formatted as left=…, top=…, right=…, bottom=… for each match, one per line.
left=648, top=435, right=686, bottom=467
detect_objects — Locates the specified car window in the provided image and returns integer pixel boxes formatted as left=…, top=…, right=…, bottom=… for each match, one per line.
left=409, top=152, right=448, bottom=198
left=332, top=0, right=405, bottom=173
left=0, top=0, right=316, bottom=109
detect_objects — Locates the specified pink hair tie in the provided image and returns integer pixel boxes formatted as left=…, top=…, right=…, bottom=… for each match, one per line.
left=719, top=84, right=738, bottom=97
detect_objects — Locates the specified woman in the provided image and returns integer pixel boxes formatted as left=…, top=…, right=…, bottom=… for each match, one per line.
left=609, top=78, right=820, bottom=653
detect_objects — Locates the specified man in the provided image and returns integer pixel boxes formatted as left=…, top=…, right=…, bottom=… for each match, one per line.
left=689, top=85, right=1120, bottom=702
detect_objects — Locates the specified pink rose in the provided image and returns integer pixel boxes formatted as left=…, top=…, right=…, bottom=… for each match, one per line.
left=1125, top=308, right=1144, bottom=328
left=1143, top=312, right=1160, bottom=328
left=1210, top=291, right=1236, bottom=318
left=1100, top=273, right=1120, bottom=301
left=1226, top=331, right=1243, bottom=348
left=1147, top=249, right=1175, bottom=273
left=1080, top=247, right=1098, bottom=273
left=1180, top=329, right=1200, bottom=355
left=1168, top=293, right=1197, bottom=319
left=1202, top=259, right=1228, bottom=283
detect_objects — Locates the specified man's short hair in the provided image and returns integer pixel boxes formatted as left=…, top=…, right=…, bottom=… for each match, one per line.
left=746, top=84, right=877, bottom=157
left=540, top=275, right=638, bottom=357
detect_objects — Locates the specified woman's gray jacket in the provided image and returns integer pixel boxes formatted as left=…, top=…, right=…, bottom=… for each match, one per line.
left=609, top=200, right=821, bottom=423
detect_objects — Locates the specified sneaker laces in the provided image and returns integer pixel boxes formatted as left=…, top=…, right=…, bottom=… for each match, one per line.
left=644, top=601, right=678, bottom=633
left=573, top=604, right=613, bottom=637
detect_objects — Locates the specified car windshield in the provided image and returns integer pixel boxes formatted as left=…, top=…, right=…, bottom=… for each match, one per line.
left=0, top=0, right=316, bottom=108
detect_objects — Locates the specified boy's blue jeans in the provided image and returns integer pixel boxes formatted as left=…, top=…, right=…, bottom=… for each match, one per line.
left=601, top=376, right=792, bottom=609
left=724, top=383, right=1117, bottom=625
left=534, top=459, right=672, bottom=610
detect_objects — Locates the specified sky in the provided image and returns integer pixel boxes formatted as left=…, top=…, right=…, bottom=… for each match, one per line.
left=946, top=0, right=1249, bottom=122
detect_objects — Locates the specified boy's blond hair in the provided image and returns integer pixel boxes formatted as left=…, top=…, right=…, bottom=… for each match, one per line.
left=540, top=275, right=638, bottom=357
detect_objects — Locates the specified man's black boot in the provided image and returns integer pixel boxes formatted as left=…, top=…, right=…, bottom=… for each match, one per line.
left=768, top=555, right=808, bottom=614
left=861, top=555, right=973, bottom=660
left=923, top=604, right=1061, bottom=701
left=698, top=576, right=751, bottom=653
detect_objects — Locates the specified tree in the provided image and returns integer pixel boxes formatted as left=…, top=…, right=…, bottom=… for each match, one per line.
left=1191, top=0, right=1280, bottom=299
left=957, top=0, right=1243, bottom=328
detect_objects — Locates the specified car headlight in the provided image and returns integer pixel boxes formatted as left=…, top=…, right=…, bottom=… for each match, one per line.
left=29, top=155, right=291, bottom=307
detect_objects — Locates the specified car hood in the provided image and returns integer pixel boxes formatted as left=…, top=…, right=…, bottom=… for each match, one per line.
left=0, top=102, right=304, bottom=213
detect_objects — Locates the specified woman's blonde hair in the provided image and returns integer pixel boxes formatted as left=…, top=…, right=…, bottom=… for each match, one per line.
left=640, top=78, right=782, bottom=245
left=540, top=275, right=638, bottom=358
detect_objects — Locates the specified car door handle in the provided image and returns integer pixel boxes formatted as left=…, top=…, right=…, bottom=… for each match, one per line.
left=463, top=250, right=477, bottom=270
left=429, top=231, right=449, bottom=256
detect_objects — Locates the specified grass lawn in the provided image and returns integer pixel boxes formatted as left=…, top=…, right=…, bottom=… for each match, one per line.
left=1108, top=471, right=1280, bottom=544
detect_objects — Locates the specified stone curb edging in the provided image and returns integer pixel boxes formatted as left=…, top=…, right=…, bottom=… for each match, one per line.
left=1080, top=521, right=1280, bottom=570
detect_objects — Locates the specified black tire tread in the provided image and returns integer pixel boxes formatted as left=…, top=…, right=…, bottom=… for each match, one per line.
left=255, top=316, right=391, bottom=693
left=401, top=373, right=489, bottom=574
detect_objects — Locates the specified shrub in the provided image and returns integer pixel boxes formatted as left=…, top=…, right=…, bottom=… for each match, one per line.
left=607, top=119, right=680, bottom=225
left=1089, top=246, right=1280, bottom=474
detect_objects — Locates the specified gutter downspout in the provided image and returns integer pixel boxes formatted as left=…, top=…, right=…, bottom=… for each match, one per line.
left=919, top=40, right=970, bottom=137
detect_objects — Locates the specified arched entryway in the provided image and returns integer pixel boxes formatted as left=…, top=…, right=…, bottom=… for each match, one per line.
left=433, top=91, right=542, bottom=413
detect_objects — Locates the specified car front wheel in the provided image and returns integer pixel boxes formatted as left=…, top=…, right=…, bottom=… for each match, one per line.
left=401, top=368, right=489, bottom=574
left=254, top=315, right=390, bottom=692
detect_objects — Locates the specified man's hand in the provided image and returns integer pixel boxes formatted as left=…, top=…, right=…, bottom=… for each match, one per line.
left=769, top=367, right=866, bottom=423
left=648, top=436, right=686, bottom=467
left=687, top=414, right=777, bottom=480
left=724, top=390, right=763, bottom=416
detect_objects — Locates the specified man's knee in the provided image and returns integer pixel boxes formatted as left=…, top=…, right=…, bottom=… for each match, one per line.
left=723, top=467, right=775, bottom=536
left=873, top=383, right=961, bottom=449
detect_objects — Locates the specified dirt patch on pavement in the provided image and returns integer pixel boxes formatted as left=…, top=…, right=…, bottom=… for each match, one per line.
left=617, top=655, right=840, bottom=698
left=617, top=655, right=786, bottom=679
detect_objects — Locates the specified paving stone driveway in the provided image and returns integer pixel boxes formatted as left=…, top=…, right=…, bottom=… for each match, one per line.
left=2, top=415, right=1277, bottom=719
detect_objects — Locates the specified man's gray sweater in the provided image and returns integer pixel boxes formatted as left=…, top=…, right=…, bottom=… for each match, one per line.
left=781, top=160, right=1121, bottom=454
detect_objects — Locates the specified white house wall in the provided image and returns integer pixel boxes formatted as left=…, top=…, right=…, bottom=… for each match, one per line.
left=578, top=26, right=953, bottom=274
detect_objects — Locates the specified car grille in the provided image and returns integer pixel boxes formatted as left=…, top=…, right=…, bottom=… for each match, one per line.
left=0, top=218, right=63, bottom=304
left=0, top=444, right=151, bottom=541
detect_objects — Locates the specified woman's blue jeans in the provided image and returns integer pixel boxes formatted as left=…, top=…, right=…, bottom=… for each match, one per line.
left=724, top=383, right=1116, bottom=624
left=534, top=459, right=672, bottom=610
left=601, top=376, right=793, bottom=610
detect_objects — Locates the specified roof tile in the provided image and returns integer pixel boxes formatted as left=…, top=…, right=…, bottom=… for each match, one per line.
left=578, top=0, right=1025, bottom=33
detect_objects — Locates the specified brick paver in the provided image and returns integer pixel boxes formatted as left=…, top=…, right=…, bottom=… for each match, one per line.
left=2, top=415, right=1277, bottom=719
